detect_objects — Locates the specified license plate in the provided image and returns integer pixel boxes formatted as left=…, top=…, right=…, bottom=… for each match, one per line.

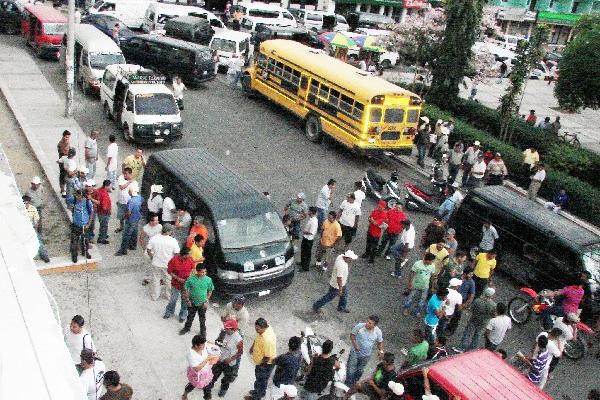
left=258, top=289, right=271, bottom=297
left=154, top=138, right=164, bottom=143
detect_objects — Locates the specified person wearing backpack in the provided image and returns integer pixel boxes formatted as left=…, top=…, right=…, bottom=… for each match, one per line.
left=68, top=190, right=94, bottom=263
left=301, top=339, right=339, bottom=400
left=63, top=315, right=97, bottom=367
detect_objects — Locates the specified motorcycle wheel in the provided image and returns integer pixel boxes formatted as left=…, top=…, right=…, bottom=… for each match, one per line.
left=564, top=338, right=586, bottom=360
left=508, top=296, right=532, bottom=325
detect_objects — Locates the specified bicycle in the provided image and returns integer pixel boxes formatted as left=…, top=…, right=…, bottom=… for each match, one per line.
left=557, top=131, right=581, bottom=148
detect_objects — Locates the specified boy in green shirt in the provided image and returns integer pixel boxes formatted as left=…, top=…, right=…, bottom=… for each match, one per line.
left=180, top=264, right=214, bottom=337
left=403, top=253, right=436, bottom=317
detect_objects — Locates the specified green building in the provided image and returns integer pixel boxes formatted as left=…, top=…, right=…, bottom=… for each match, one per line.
left=493, top=0, right=600, bottom=45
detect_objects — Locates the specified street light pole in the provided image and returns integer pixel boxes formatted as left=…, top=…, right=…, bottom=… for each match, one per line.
left=65, top=0, right=75, bottom=117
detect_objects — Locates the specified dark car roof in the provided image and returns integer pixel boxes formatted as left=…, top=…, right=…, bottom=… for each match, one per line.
left=469, top=186, right=600, bottom=249
left=168, top=14, right=211, bottom=25
left=136, top=34, right=211, bottom=52
left=146, top=148, right=273, bottom=220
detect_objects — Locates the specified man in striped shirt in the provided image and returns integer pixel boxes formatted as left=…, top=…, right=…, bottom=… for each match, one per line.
left=521, top=335, right=549, bottom=387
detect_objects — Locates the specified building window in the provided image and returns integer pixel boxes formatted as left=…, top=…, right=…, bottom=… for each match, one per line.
left=571, top=1, right=579, bottom=12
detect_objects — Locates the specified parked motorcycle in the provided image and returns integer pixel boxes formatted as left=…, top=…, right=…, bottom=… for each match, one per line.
left=362, top=169, right=401, bottom=207
left=404, top=181, right=437, bottom=213
left=508, top=287, right=594, bottom=360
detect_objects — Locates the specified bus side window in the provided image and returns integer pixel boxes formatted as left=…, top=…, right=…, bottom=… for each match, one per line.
left=340, top=94, right=353, bottom=114
left=309, top=79, right=319, bottom=95
left=329, top=89, right=340, bottom=107
left=300, top=75, right=308, bottom=89
left=291, top=69, right=301, bottom=85
left=257, top=54, right=267, bottom=68
left=318, top=83, right=329, bottom=100
left=352, top=102, right=364, bottom=120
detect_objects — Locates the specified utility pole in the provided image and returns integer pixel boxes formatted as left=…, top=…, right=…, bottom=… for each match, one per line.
left=65, top=0, right=75, bottom=117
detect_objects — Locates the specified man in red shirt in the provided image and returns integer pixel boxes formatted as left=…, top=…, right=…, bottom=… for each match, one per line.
left=362, top=200, right=388, bottom=264
left=95, top=179, right=112, bottom=244
left=164, top=247, right=195, bottom=322
left=377, top=202, right=407, bottom=259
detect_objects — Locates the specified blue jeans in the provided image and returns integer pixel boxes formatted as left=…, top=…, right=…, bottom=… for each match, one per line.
left=97, top=213, right=110, bottom=241
left=251, top=364, right=274, bottom=399
left=106, top=170, right=117, bottom=189
left=316, top=208, right=327, bottom=231
left=164, top=287, right=188, bottom=320
left=403, top=288, right=428, bottom=314
left=230, top=71, right=242, bottom=88
left=313, top=285, right=348, bottom=311
left=344, top=349, right=370, bottom=386
left=118, top=220, right=138, bottom=253
left=460, top=321, right=482, bottom=351
left=36, top=230, right=49, bottom=259
left=377, top=231, right=398, bottom=256
left=417, top=144, right=427, bottom=163
left=424, top=323, right=437, bottom=344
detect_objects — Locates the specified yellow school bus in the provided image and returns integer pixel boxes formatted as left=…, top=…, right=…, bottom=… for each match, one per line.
left=242, top=39, right=422, bottom=154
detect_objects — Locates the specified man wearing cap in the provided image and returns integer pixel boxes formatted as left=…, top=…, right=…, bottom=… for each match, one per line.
left=146, top=224, right=180, bottom=301
left=284, top=193, right=308, bottom=241
left=337, top=193, right=361, bottom=247
left=414, top=116, right=430, bottom=167
left=485, top=153, right=508, bottom=186
left=315, top=179, right=336, bottom=231
left=22, top=195, right=50, bottom=263
left=299, top=207, right=318, bottom=272
left=69, top=190, right=94, bottom=263
left=147, top=184, right=164, bottom=218
left=462, top=141, right=482, bottom=186
left=552, top=312, right=579, bottom=350
left=521, top=146, right=540, bottom=186
left=455, top=287, right=496, bottom=352
left=116, top=181, right=143, bottom=256
left=84, top=129, right=99, bottom=179
left=181, top=264, right=214, bottom=337
left=362, top=200, right=388, bottom=264
left=207, top=318, right=243, bottom=398
left=25, top=176, right=44, bottom=232
left=438, top=278, right=463, bottom=336
left=79, top=349, right=106, bottom=400
left=446, top=267, right=475, bottom=336
left=164, top=246, right=195, bottom=321
left=313, top=250, right=357, bottom=313
left=95, top=180, right=112, bottom=245
left=433, top=126, right=450, bottom=161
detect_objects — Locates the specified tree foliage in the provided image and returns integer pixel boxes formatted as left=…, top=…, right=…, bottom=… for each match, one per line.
left=428, top=0, right=485, bottom=108
left=554, top=15, right=600, bottom=112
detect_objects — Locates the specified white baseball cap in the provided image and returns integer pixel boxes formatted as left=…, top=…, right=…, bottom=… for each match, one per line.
left=473, top=140, right=481, bottom=146
left=420, top=116, right=429, bottom=124
left=342, top=250, right=358, bottom=260
left=388, top=381, right=405, bottom=395
left=84, top=179, right=96, bottom=187
left=423, top=395, right=440, bottom=400
left=150, top=184, right=163, bottom=194
left=449, top=278, right=463, bottom=287
left=31, top=176, right=41, bottom=184
left=280, top=384, right=297, bottom=397
left=77, top=165, right=89, bottom=174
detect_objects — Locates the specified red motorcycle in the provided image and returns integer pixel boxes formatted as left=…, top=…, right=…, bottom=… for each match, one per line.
left=508, top=287, right=594, bottom=360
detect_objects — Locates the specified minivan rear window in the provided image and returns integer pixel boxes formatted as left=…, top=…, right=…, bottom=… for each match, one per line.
left=89, top=52, right=126, bottom=70
left=135, top=93, right=178, bottom=115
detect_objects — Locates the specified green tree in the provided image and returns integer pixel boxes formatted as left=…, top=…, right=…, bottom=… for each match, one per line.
left=428, top=0, right=484, bottom=108
left=554, top=15, right=600, bottom=112
left=498, top=25, right=549, bottom=142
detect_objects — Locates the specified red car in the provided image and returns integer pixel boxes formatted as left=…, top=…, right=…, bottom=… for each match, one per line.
left=21, top=4, right=66, bottom=59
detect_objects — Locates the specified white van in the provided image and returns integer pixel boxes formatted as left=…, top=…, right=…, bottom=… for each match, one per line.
left=236, top=2, right=296, bottom=27
left=289, top=9, right=334, bottom=31
left=88, top=0, right=150, bottom=29
left=60, top=24, right=125, bottom=94
left=240, top=15, right=293, bottom=35
left=209, top=30, right=251, bottom=71
left=100, top=64, right=182, bottom=144
left=141, top=2, right=224, bottom=33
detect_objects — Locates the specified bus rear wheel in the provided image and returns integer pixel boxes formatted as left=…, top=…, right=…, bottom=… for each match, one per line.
left=305, top=115, right=322, bottom=143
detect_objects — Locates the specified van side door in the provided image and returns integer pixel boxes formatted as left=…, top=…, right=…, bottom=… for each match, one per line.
left=123, top=90, right=135, bottom=127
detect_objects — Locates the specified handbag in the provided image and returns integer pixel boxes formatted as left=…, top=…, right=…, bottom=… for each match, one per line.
left=187, top=365, right=213, bottom=389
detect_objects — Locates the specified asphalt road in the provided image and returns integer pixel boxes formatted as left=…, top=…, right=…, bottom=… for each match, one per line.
left=8, top=33, right=597, bottom=399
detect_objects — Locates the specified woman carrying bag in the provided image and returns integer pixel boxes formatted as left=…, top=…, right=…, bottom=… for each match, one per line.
left=182, top=334, right=220, bottom=400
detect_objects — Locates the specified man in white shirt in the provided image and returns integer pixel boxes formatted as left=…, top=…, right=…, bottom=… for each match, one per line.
left=84, top=130, right=98, bottom=180
left=162, top=195, right=177, bottom=224
left=63, top=315, right=96, bottom=364
left=527, top=163, right=546, bottom=200
left=484, top=302, right=512, bottom=351
left=147, top=184, right=164, bottom=217
left=115, top=167, right=135, bottom=233
left=336, top=193, right=361, bottom=247
left=312, top=250, right=358, bottom=314
left=105, top=134, right=118, bottom=190
left=173, top=76, right=186, bottom=109
left=300, top=207, right=319, bottom=272
left=439, top=278, right=463, bottom=335
left=79, top=349, right=106, bottom=400
left=468, top=154, right=487, bottom=189
left=391, top=220, right=415, bottom=278
left=315, top=179, right=336, bottom=231
left=353, top=181, right=366, bottom=209
left=147, top=224, right=180, bottom=301
left=139, top=214, right=162, bottom=285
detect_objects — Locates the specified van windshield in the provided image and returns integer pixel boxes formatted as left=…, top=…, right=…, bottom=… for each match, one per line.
left=43, top=23, right=67, bottom=35
left=211, top=38, right=236, bottom=53
left=134, top=93, right=178, bottom=115
left=248, top=9, right=280, bottom=18
left=90, top=52, right=126, bottom=70
left=583, top=248, right=600, bottom=291
left=217, top=212, right=289, bottom=249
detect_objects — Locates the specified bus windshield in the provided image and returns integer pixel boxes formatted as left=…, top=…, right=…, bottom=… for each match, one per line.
left=43, top=23, right=66, bottom=35
left=89, top=52, right=126, bottom=70
left=218, top=212, right=288, bottom=249
left=135, top=93, right=178, bottom=115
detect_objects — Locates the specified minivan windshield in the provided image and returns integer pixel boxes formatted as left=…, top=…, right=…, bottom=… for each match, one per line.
left=218, top=212, right=289, bottom=249
left=89, top=52, right=126, bottom=70
left=43, top=23, right=67, bottom=35
left=135, top=93, right=179, bottom=115
left=211, top=38, right=236, bottom=53
left=583, top=248, right=600, bottom=290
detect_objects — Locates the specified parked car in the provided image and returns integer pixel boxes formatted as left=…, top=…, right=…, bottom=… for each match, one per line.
left=209, top=30, right=251, bottom=71
left=87, top=0, right=150, bottom=29
left=164, top=14, right=214, bottom=45
left=0, top=0, right=24, bottom=35
left=80, top=14, right=136, bottom=44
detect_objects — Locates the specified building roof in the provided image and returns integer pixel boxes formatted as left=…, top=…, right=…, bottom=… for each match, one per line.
left=471, top=186, right=600, bottom=248
left=137, top=34, right=211, bottom=52
left=260, top=39, right=419, bottom=100
left=146, top=148, right=273, bottom=220
left=23, top=3, right=67, bottom=22
left=427, top=350, right=553, bottom=399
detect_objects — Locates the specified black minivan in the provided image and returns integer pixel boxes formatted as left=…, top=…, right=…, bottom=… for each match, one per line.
left=120, top=34, right=215, bottom=86
left=141, top=148, right=295, bottom=297
left=448, top=186, right=600, bottom=295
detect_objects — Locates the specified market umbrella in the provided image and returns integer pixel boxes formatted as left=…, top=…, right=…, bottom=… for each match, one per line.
left=361, top=35, right=386, bottom=53
left=318, top=32, right=357, bottom=49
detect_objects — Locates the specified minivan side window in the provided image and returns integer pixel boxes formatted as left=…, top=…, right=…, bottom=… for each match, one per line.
left=103, top=70, right=116, bottom=89
left=125, top=92, right=133, bottom=111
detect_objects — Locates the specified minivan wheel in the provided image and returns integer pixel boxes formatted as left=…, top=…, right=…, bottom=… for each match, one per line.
left=304, top=115, right=322, bottom=143
left=381, top=59, right=392, bottom=69
left=103, top=102, right=113, bottom=120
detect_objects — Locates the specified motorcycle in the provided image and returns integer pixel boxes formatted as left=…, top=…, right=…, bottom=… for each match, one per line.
left=362, top=169, right=401, bottom=207
left=297, top=326, right=353, bottom=399
left=404, top=161, right=449, bottom=213
left=508, top=287, right=594, bottom=360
